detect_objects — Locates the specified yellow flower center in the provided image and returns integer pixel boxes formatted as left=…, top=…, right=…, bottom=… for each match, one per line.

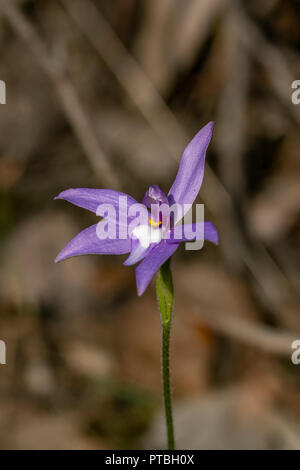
left=148, top=217, right=162, bottom=228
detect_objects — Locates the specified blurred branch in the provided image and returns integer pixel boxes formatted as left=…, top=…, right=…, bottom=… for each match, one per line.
left=216, top=7, right=249, bottom=199
left=134, top=0, right=174, bottom=93
left=214, top=6, right=250, bottom=270
left=239, top=5, right=300, bottom=126
left=193, top=307, right=297, bottom=357
left=133, top=0, right=225, bottom=94
left=0, top=0, right=120, bottom=188
left=60, top=0, right=187, bottom=159
left=171, top=0, right=225, bottom=74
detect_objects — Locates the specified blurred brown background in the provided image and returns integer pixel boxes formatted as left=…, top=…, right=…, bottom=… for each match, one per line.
left=0, top=0, right=300, bottom=450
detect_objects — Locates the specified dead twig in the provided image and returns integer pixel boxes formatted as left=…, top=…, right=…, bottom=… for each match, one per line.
left=193, top=306, right=297, bottom=357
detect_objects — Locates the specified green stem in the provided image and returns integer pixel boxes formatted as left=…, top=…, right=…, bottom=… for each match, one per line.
left=162, top=320, right=175, bottom=450
left=156, top=260, right=175, bottom=450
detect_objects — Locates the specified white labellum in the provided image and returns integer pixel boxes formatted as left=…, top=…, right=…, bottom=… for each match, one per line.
left=132, top=224, right=162, bottom=249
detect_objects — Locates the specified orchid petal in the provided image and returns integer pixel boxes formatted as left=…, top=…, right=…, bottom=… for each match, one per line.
left=55, top=188, right=138, bottom=216
left=142, top=185, right=169, bottom=208
left=168, top=122, right=213, bottom=221
left=55, top=222, right=131, bottom=263
left=123, top=239, right=152, bottom=266
left=167, top=221, right=219, bottom=245
left=135, top=240, right=179, bottom=296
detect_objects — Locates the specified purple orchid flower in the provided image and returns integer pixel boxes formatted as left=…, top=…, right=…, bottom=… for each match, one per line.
left=55, top=122, right=218, bottom=295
